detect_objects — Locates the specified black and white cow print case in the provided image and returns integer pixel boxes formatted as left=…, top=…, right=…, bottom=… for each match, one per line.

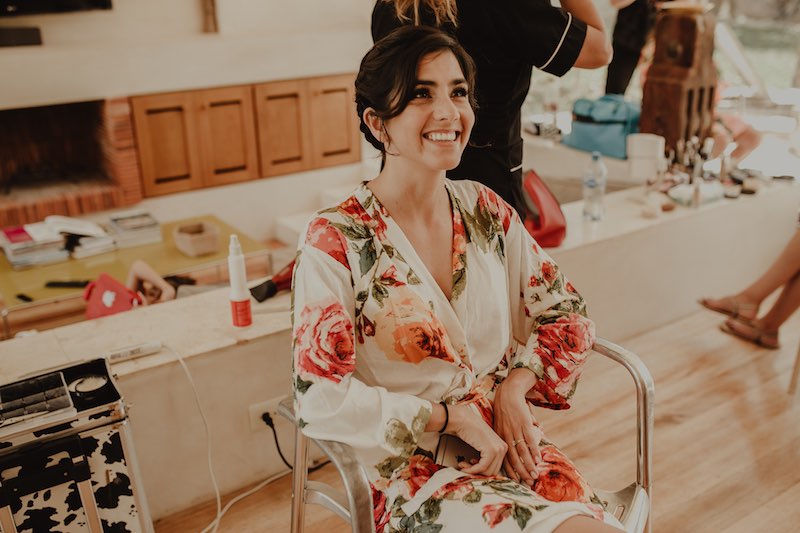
left=0, top=359, right=153, bottom=533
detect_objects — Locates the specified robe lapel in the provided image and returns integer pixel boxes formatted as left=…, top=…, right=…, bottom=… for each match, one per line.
left=353, top=182, right=474, bottom=373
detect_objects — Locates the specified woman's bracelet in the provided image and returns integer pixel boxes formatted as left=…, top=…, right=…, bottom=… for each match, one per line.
left=438, top=401, right=449, bottom=433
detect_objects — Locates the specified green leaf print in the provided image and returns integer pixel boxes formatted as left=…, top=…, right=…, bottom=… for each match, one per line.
left=372, top=283, right=389, bottom=306
left=359, top=240, right=378, bottom=275
left=452, top=265, right=466, bottom=300
left=462, top=488, right=482, bottom=504
left=376, top=455, right=408, bottom=479
left=512, top=503, right=533, bottom=530
left=332, top=221, right=370, bottom=241
left=398, top=514, right=416, bottom=531
left=416, top=498, right=442, bottom=523
left=482, top=479, right=535, bottom=498
left=356, top=290, right=368, bottom=303
left=407, top=269, right=422, bottom=285
left=549, top=276, right=563, bottom=294
left=384, top=243, right=395, bottom=258
left=411, top=407, right=429, bottom=437
left=413, top=524, right=443, bottom=533
left=295, top=376, right=313, bottom=395
left=392, top=495, right=410, bottom=518
left=297, top=418, right=308, bottom=429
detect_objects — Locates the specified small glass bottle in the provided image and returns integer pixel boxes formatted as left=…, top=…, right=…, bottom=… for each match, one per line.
left=582, top=151, right=608, bottom=221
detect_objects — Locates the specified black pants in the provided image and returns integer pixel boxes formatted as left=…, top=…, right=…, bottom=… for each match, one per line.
left=605, top=0, right=657, bottom=95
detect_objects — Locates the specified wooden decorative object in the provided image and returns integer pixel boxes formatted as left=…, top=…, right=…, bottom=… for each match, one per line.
left=202, top=0, right=218, bottom=33
left=640, top=5, right=717, bottom=155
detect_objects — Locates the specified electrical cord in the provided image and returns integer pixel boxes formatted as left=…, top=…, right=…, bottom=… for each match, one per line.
left=261, top=412, right=330, bottom=473
left=161, top=344, right=291, bottom=533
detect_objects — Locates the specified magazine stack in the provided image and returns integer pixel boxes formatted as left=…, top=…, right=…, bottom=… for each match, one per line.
left=0, top=222, right=69, bottom=269
left=107, top=210, right=162, bottom=248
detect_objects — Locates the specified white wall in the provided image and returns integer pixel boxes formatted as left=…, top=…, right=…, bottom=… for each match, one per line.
left=0, top=1, right=374, bottom=109
left=0, top=0, right=372, bottom=43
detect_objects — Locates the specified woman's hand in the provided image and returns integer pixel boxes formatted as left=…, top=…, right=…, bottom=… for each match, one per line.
left=447, top=403, right=508, bottom=476
left=493, top=368, right=544, bottom=487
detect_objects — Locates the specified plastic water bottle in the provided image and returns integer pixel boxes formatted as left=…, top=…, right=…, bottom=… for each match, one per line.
left=582, top=151, right=607, bottom=221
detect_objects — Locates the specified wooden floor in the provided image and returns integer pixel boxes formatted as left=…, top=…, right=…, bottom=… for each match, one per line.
left=155, top=309, right=800, bottom=533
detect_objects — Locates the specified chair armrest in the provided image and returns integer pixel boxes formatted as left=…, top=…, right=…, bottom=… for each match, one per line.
left=592, top=338, right=655, bottom=497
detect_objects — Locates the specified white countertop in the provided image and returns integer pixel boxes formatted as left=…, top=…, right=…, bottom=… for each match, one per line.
left=0, top=286, right=292, bottom=384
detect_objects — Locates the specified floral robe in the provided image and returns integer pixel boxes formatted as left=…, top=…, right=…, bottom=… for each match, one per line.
left=291, top=180, right=622, bottom=532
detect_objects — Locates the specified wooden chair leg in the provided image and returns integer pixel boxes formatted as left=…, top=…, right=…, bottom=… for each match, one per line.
left=789, top=343, right=800, bottom=395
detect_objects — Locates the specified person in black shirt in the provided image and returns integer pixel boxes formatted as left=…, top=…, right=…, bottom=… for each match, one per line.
left=372, top=0, right=612, bottom=219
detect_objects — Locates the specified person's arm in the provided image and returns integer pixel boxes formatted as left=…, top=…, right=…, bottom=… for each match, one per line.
left=292, top=216, right=434, bottom=462
left=477, top=187, right=596, bottom=485
left=126, top=259, right=175, bottom=303
left=560, top=0, right=613, bottom=68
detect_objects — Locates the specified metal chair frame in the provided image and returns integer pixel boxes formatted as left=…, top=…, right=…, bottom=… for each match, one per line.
left=278, top=337, right=655, bottom=533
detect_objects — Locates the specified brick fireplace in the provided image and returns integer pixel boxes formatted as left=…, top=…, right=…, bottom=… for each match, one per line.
left=0, top=98, right=143, bottom=227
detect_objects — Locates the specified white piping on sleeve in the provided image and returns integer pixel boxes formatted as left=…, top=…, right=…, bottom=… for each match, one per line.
left=538, top=12, right=572, bottom=71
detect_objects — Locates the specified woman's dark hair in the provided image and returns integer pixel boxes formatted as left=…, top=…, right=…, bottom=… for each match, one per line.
left=355, top=25, right=477, bottom=154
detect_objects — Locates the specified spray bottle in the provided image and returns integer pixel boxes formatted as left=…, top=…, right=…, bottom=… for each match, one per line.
left=228, top=234, right=252, bottom=327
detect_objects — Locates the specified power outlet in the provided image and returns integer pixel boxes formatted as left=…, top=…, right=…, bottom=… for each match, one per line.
left=248, top=395, right=289, bottom=432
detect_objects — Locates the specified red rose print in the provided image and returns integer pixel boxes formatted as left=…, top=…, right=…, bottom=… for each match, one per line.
left=478, top=187, right=513, bottom=233
left=541, top=261, right=557, bottom=285
left=295, top=300, right=355, bottom=383
left=397, top=455, right=443, bottom=498
left=379, top=266, right=405, bottom=286
left=339, top=196, right=387, bottom=240
left=482, top=503, right=513, bottom=527
left=371, top=484, right=390, bottom=532
left=305, top=218, right=349, bottom=269
left=432, top=476, right=476, bottom=500
left=533, top=446, right=592, bottom=503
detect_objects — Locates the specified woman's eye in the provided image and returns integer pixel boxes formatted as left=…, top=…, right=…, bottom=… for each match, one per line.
left=413, top=88, right=430, bottom=99
left=452, top=87, right=468, bottom=98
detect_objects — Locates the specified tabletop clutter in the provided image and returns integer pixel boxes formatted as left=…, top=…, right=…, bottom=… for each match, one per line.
left=0, top=210, right=227, bottom=271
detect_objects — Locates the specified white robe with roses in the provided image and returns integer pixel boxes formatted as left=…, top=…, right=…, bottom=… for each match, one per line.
left=291, top=179, right=622, bottom=532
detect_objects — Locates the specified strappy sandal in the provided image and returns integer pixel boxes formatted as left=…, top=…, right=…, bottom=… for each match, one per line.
left=719, top=317, right=780, bottom=350
left=698, top=297, right=758, bottom=321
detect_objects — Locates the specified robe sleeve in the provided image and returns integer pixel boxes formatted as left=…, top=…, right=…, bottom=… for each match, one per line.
left=503, top=206, right=596, bottom=409
left=292, top=216, right=432, bottom=459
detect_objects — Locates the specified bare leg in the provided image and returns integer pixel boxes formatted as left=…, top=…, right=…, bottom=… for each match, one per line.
left=554, top=515, right=624, bottom=533
left=739, top=229, right=800, bottom=304
left=704, top=229, right=800, bottom=318
left=756, top=271, right=800, bottom=332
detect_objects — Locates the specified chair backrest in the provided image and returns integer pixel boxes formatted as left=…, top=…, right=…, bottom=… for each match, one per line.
left=280, top=337, right=655, bottom=533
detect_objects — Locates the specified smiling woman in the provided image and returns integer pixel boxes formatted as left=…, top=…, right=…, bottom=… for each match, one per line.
left=290, top=25, right=625, bottom=533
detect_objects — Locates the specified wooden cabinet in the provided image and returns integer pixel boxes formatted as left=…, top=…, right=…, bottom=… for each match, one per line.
left=132, top=73, right=360, bottom=198
left=254, top=73, right=360, bottom=177
left=132, top=86, right=259, bottom=197
left=131, top=92, right=204, bottom=197
left=196, top=86, right=259, bottom=187
left=307, top=74, right=361, bottom=169
left=254, top=79, right=313, bottom=177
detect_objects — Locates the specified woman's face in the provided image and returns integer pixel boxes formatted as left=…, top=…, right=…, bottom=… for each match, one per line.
left=382, top=50, right=474, bottom=173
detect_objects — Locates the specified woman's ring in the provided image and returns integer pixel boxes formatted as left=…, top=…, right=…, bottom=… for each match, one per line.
left=512, top=438, right=524, bottom=447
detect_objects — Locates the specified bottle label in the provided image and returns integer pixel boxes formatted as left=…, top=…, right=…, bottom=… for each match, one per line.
left=230, top=299, right=252, bottom=327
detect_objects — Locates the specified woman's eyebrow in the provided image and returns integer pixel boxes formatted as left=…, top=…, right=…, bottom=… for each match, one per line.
left=414, top=78, right=468, bottom=86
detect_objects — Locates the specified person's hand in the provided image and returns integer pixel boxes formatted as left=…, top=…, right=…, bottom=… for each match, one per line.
left=447, top=403, right=507, bottom=476
left=493, top=368, right=544, bottom=487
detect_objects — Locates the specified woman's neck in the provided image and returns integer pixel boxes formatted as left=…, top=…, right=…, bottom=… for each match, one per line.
left=368, top=164, right=448, bottom=221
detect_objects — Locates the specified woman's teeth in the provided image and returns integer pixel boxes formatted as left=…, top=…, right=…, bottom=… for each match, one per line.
left=425, top=132, right=457, bottom=142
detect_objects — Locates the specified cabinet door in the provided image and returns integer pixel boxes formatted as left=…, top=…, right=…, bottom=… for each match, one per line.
left=307, top=74, right=361, bottom=168
left=131, top=92, right=204, bottom=197
left=196, top=86, right=259, bottom=187
left=254, top=80, right=312, bottom=177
